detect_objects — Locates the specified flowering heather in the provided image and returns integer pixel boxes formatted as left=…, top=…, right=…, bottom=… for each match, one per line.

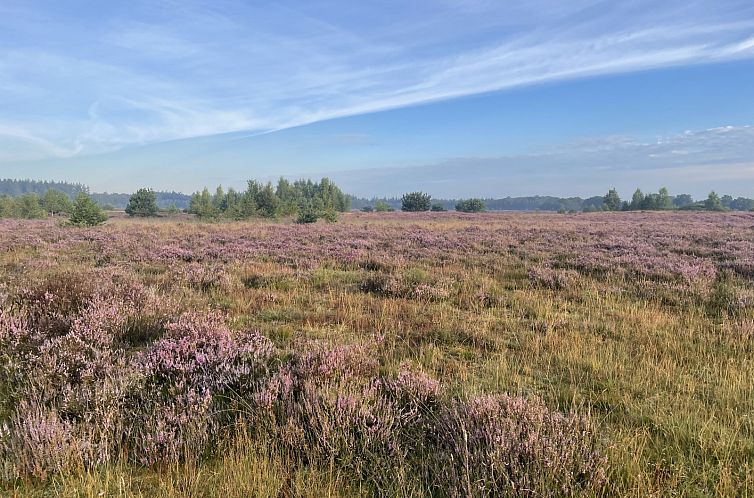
left=0, top=212, right=751, bottom=496
left=430, top=395, right=606, bottom=497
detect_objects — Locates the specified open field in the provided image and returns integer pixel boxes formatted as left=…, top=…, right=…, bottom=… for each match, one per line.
left=1, top=211, right=753, bottom=497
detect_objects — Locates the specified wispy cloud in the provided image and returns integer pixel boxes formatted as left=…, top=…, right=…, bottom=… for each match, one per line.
left=1, top=0, right=753, bottom=161
left=323, top=125, right=754, bottom=198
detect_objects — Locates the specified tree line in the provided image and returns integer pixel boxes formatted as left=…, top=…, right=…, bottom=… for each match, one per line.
left=600, top=187, right=754, bottom=212
left=0, top=190, right=107, bottom=226
left=357, top=192, right=487, bottom=213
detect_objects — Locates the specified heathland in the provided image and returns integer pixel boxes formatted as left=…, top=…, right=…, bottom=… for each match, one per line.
left=0, top=211, right=752, bottom=497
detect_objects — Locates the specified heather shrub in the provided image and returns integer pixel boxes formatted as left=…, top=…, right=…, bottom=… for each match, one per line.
left=18, top=271, right=97, bottom=336
left=131, top=312, right=275, bottom=464
left=381, top=366, right=442, bottom=450
left=0, top=401, right=82, bottom=480
left=171, top=262, right=234, bottom=292
left=0, top=299, right=136, bottom=477
left=528, top=266, right=580, bottom=290
left=253, top=342, right=411, bottom=488
left=428, top=394, right=606, bottom=497
left=359, top=270, right=452, bottom=301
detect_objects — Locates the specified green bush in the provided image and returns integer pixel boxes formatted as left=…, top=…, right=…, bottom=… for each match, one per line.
left=374, top=201, right=394, bottom=212
left=68, top=193, right=107, bottom=227
left=125, top=188, right=159, bottom=217
left=401, top=192, right=431, bottom=212
left=455, top=198, right=486, bottom=213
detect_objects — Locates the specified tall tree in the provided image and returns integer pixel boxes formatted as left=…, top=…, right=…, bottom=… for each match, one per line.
left=629, top=189, right=645, bottom=210
left=602, top=188, right=622, bottom=211
left=705, top=191, right=724, bottom=211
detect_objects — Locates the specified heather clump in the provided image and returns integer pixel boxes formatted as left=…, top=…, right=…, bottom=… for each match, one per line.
left=428, top=394, right=607, bottom=497
left=131, top=312, right=275, bottom=464
left=0, top=299, right=137, bottom=477
left=528, top=266, right=580, bottom=290
left=253, top=342, right=410, bottom=488
left=17, top=271, right=97, bottom=336
left=0, top=401, right=81, bottom=480
left=359, top=270, right=453, bottom=301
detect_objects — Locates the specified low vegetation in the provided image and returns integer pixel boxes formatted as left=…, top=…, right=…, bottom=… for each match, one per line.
left=0, top=211, right=752, bottom=496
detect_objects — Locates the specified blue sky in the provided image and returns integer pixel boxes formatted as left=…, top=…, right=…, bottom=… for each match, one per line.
left=1, top=0, right=753, bottom=197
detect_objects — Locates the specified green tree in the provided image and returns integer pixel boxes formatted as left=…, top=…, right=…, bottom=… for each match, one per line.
left=189, top=188, right=218, bottom=219
left=68, top=192, right=107, bottom=226
left=603, top=188, right=622, bottom=211
left=276, top=177, right=299, bottom=216
left=213, top=185, right=226, bottom=212
left=295, top=199, right=319, bottom=224
left=673, top=194, right=694, bottom=208
left=374, top=201, right=394, bottom=212
left=255, top=183, right=280, bottom=218
left=455, top=198, right=486, bottom=213
left=657, top=187, right=673, bottom=210
left=0, top=196, right=15, bottom=218
left=241, top=181, right=260, bottom=218
left=42, top=189, right=73, bottom=216
left=705, top=191, right=724, bottom=211
left=730, top=197, right=754, bottom=211
left=401, top=192, right=431, bottom=212
left=224, top=188, right=244, bottom=219
left=15, top=193, right=46, bottom=219
left=125, top=188, right=158, bottom=217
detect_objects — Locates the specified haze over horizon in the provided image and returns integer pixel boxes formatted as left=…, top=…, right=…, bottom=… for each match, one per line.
left=1, top=1, right=753, bottom=197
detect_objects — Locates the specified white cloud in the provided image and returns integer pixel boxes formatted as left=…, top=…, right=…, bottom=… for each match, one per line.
left=0, top=0, right=753, bottom=161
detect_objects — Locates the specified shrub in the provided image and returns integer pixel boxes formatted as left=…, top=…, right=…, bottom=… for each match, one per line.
left=401, top=192, right=431, bottom=212
left=430, top=203, right=447, bottom=212
left=42, top=189, right=73, bottom=216
left=528, top=266, right=579, bottom=290
left=0, top=401, right=82, bottom=480
left=321, top=208, right=338, bottom=223
left=125, top=188, right=159, bottom=217
left=68, top=193, right=107, bottom=227
left=15, top=193, right=47, bottom=219
left=455, top=198, right=486, bottom=213
left=296, top=207, right=318, bottom=224
left=429, top=394, right=606, bottom=497
left=374, top=201, right=394, bottom=212
left=131, top=313, right=275, bottom=464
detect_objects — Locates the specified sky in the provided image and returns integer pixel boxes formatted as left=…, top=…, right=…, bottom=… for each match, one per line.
left=1, top=0, right=753, bottom=198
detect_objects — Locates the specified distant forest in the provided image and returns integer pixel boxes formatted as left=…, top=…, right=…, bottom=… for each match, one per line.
left=352, top=192, right=754, bottom=212
left=350, top=196, right=607, bottom=212
left=2, top=179, right=753, bottom=213
left=0, top=179, right=191, bottom=209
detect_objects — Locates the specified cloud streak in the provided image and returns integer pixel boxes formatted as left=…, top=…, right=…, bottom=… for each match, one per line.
left=322, top=125, right=754, bottom=198
left=0, top=0, right=753, bottom=160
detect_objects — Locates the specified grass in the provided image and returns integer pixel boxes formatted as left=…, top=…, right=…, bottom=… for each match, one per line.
left=1, top=212, right=753, bottom=496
